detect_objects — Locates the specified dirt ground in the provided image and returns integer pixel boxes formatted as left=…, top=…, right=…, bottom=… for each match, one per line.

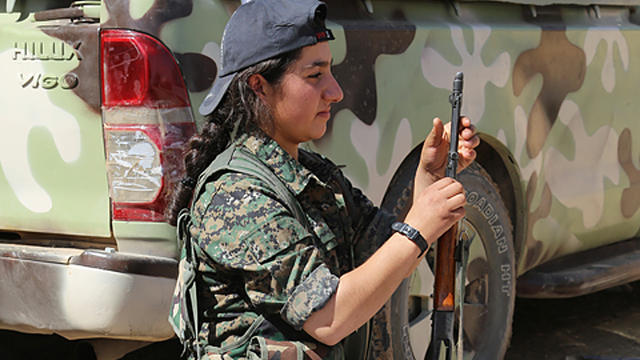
left=2, top=282, right=639, bottom=359
left=505, top=282, right=640, bottom=360
left=0, top=330, right=179, bottom=360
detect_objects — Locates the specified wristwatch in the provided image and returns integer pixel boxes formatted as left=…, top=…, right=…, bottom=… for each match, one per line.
left=391, top=222, right=428, bottom=258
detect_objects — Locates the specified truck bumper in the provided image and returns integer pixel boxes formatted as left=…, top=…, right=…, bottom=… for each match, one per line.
left=0, top=244, right=178, bottom=341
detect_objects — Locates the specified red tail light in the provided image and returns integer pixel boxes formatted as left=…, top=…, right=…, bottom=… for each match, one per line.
left=101, top=29, right=195, bottom=222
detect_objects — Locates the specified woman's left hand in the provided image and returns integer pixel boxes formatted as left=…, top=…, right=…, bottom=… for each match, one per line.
left=418, top=116, right=479, bottom=181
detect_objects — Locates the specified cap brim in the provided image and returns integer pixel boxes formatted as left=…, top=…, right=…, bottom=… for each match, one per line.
left=198, top=72, right=235, bottom=116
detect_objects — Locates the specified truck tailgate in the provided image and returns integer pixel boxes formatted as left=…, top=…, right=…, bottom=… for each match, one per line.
left=0, top=5, right=110, bottom=239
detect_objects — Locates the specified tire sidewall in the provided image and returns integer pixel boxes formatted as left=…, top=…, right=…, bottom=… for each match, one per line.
left=387, top=162, right=516, bottom=359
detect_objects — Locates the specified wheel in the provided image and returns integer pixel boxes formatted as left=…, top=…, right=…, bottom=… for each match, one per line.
left=382, top=159, right=516, bottom=360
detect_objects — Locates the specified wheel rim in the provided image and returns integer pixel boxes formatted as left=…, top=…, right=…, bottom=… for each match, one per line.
left=406, top=218, right=490, bottom=359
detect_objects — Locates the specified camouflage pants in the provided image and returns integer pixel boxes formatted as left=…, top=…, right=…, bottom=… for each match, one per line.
left=245, top=337, right=339, bottom=360
left=353, top=225, right=394, bottom=360
left=200, top=315, right=343, bottom=360
left=202, top=338, right=339, bottom=360
left=242, top=312, right=392, bottom=360
left=367, top=301, right=394, bottom=360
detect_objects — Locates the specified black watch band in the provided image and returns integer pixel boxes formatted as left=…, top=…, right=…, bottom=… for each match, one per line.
left=391, top=222, right=428, bottom=258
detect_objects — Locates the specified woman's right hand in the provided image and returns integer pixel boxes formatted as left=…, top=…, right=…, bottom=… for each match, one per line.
left=404, top=177, right=466, bottom=247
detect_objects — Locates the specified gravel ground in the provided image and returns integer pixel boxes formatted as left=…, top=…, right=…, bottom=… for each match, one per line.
left=505, top=282, right=640, bottom=360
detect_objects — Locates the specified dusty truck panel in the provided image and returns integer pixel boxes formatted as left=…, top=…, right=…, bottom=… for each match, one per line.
left=0, top=6, right=110, bottom=239
left=0, top=0, right=188, bottom=347
left=304, top=1, right=640, bottom=276
left=1, top=0, right=640, bottom=359
left=462, top=0, right=640, bottom=5
left=0, top=244, right=176, bottom=340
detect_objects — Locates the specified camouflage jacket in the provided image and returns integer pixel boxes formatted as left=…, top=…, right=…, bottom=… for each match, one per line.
left=175, top=131, right=395, bottom=359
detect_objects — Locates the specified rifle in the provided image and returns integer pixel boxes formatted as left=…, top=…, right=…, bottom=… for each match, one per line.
left=427, top=72, right=464, bottom=360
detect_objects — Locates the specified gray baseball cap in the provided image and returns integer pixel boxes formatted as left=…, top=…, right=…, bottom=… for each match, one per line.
left=199, top=0, right=335, bottom=116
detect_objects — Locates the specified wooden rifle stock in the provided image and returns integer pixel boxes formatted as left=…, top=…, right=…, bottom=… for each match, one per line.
left=427, top=72, right=463, bottom=360
left=433, top=223, right=458, bottom=312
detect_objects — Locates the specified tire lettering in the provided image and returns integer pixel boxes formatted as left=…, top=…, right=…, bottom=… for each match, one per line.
left=473, top=197, right=486, bottom=212
left=496, top=236, right=508, bottom=254
left=468, top=191, right=510, bottom=254
left=500, top=264, right=512, bottom=296
left=482, top=204, right=495, bottom=218
left=466, top=191, right=478, bottom=204
left=492, top=225, right=503, bottom=238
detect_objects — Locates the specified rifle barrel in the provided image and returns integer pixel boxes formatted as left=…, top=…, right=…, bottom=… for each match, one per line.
left=427, top=72, right=464, bottom=360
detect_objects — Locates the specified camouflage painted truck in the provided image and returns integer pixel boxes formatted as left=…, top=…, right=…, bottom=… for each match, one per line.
left=1, top=0, right=640, bottom=359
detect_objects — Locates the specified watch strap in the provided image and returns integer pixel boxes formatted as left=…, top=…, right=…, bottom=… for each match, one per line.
left=391, top=222, right=428, bottom=258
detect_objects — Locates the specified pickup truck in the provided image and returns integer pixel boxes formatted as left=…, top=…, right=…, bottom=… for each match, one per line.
left=1, top=0, right=640, bottom=359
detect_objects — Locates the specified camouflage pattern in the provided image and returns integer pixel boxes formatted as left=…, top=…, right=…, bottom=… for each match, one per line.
left=0, top=2, right=109, bottom=238
left=3, top=0, right=640, bottom=353
left=116, top=0, right=640, bottom=277
left=314, top=2, right=640, bottom=277
left=246, top=337, right=334, bottom=360
left=6, top=0, right=640, bottom=278
left=200, top=323, right=340, bottom=360
left=170, top=130, right=395, bottom=358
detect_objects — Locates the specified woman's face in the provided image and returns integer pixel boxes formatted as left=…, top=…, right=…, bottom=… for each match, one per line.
left=262, top=41, right=343, bottom=157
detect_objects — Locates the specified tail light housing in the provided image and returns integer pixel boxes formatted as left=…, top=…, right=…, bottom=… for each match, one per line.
left=101, top=29, right=195, bottom=222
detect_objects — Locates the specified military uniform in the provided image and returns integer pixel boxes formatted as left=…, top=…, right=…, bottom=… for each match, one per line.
left=170, top=130, right=396, bottom=359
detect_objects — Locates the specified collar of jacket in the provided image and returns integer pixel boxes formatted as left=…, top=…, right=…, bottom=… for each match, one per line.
left=235, top=130, right=314, bottom=196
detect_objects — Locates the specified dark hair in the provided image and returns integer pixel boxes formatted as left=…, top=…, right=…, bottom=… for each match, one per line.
left=167, top=48, right=302, bottom=225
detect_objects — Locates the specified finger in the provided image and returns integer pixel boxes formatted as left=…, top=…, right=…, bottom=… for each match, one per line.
left=460, top=148, right=477, bottom=162
left=458, top=117, right=472, bottom=137
left=459, top=136, right=480, bottom=151
left=460, top=116, right=472, bottom=129
left=458, top=150, right=477, bottom=168
left=447, top=192, right=467, bottom=208
left=427, top=178, right=459, bottom=196
left=432, top=176, right=457, bottom=189
left=424, top=117, right=445, bottom=148
left=439, top=179, right=465, bottom=198
left=458, top=127, right=478, bottom=141
left=470, top=134, right=481, bottom=148
left=443, top=119, right=452, bottom=141
left=460, top=125, right=477, bottom=140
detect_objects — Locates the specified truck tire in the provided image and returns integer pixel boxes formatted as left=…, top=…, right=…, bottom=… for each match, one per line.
left=382, top=160, right=515, bottom=360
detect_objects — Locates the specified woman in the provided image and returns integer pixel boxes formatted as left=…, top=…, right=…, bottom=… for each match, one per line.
left=168, top=0, right=479, bottom=359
